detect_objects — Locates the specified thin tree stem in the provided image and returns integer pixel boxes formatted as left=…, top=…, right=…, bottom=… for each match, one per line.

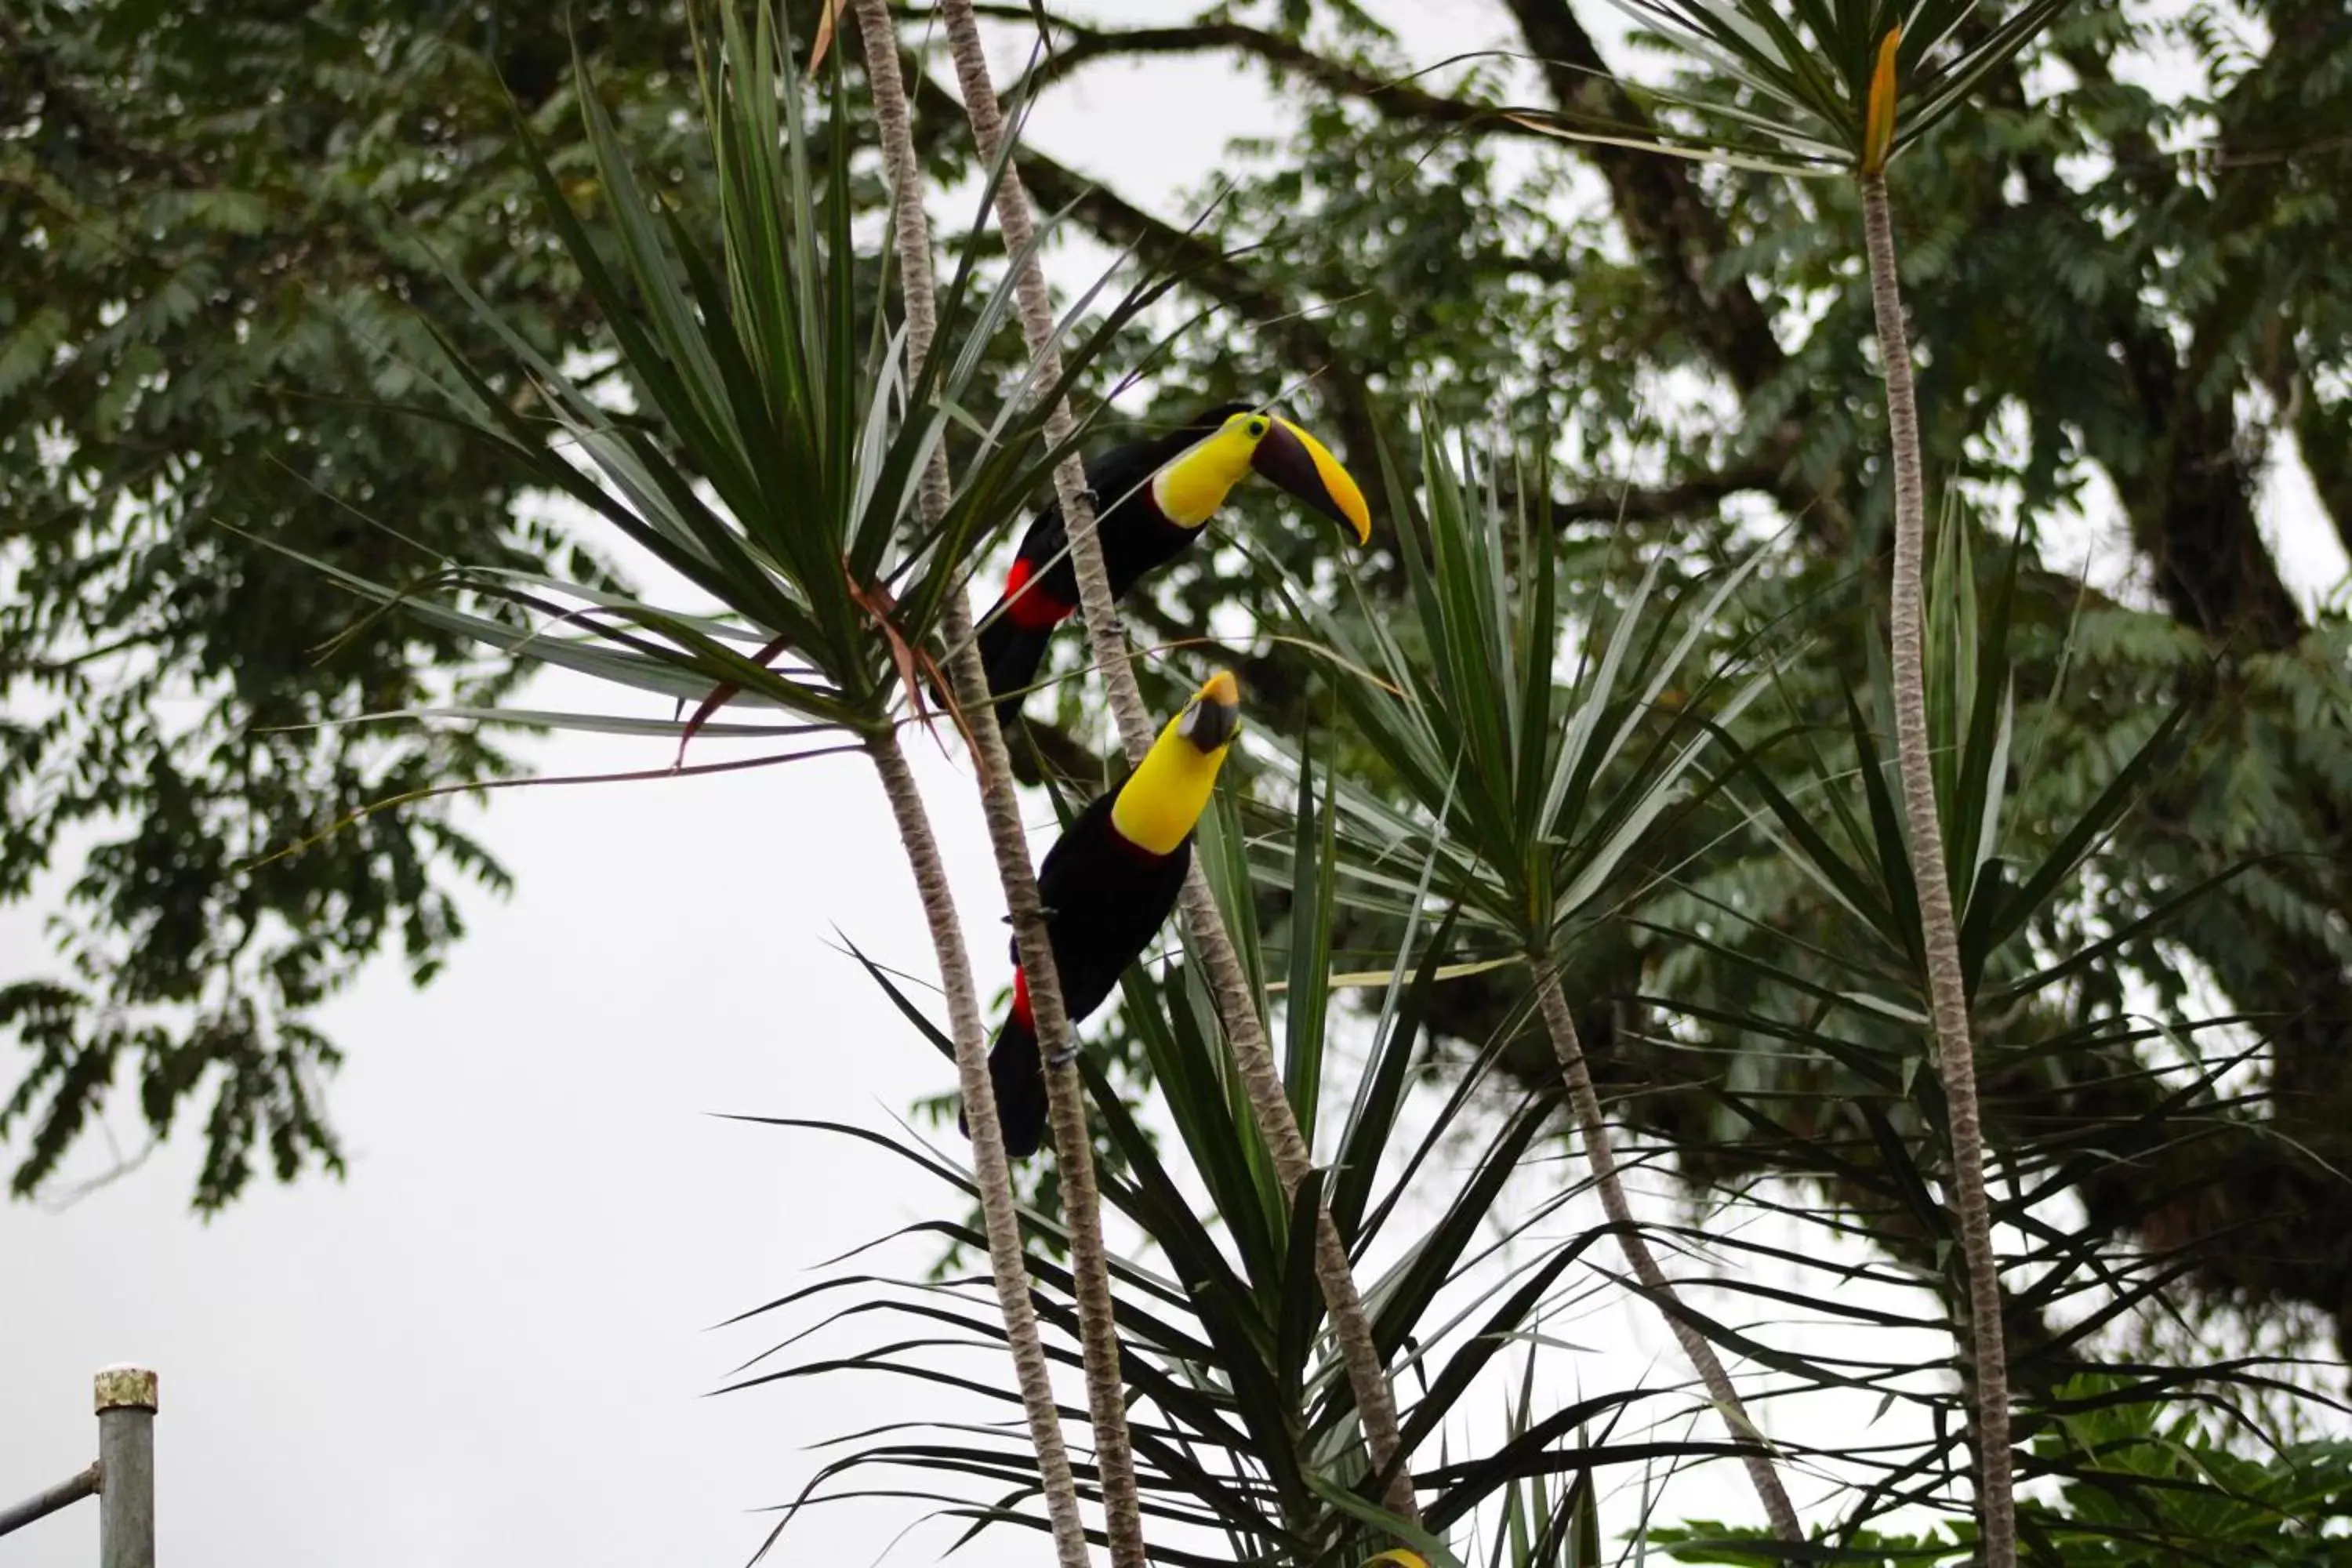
left=1530, top=967, right=1802, bottom=1543
left=931, top=1, right=1421, bottom=1525
left=1860, top=169, right=2016, bottom=1567
left=865, top=735, right=1091, bottom=1568
left=946, top=593, right=1145, bottom=1568
left=858, top=5, right=1142, bottom=1564
left=1173, top=862, right=1421, bottom=1518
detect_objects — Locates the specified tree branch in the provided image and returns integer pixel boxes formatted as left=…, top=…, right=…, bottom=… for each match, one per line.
left=914, top=4, right=1551, bottom=142
left=1491, top=2, right=1857, bottom=546
left=1007, top=15, right=1551, bottom=143
left=1535, top=458, right=1791, bottom=525
left=1497, top=0, right=1785, bottom=397
left=856, top=8, right=1120, bottom=1563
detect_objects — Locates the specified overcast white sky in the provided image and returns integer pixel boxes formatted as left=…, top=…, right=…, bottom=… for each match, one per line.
left=5, top=3, right=2347, bottom=1566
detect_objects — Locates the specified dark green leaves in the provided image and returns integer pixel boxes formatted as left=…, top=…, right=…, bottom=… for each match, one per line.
left=1714, top=520, right=2199, bottom=1011
left=1272, top=426, right=1774, bottom=959
left=802, top=864, right=1753, bottom=1566
left=1515, top=0, right=2077, bottom=176
left=321, top=4, right=1157, bottom=759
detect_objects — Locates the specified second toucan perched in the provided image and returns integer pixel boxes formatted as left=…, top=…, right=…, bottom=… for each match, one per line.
left=962, top=670, right=1243, bottom=1158
left=975, top=405, right=1370, bottom=723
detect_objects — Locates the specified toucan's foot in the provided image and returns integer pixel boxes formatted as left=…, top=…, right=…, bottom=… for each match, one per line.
left=1046, top=1044, right=1080, bottom=1068
left=1076, top=487, right=1102, bottom=512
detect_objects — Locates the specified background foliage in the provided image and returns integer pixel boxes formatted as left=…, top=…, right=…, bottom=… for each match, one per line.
left=5, top=0, right=2347, bottom=1466
left=9, top=0, right=2352, bottom=1559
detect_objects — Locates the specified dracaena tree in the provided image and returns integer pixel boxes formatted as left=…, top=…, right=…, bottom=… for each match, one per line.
left=1268, top=436, right=1798, bottom=1544
left=273, top=9, right=1185, bottom=1558
left=730, top=419, right=2339, bottom=1564
left=82, top=0, right=2350, bottom=1562
left=288, top=2, right=1426, bottom=1559
left=757, top=831, right=1761, bottom=1568
left=1504, top=5, right=2078, bottom=1556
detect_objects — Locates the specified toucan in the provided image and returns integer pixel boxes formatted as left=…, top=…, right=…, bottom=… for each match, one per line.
left=961, top=670, right=1243, bottom=1158
left=975, top=405, right=1370, bottom=723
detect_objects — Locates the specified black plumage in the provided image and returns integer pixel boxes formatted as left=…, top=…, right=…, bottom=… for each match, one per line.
left=965, top=786, right=1193, bottom=1159
left=975, top=405, right=1250, bottom=720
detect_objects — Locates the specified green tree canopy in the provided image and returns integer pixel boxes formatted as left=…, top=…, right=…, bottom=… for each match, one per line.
left=6, top=0, right=2349, bottom=1378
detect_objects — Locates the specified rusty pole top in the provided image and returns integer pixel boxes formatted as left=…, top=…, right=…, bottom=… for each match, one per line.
left=93, top=1366, right=158, bottom=1414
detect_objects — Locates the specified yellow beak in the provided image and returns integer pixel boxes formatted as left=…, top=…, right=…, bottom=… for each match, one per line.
left=1250, top=418, right=1373, bottom=545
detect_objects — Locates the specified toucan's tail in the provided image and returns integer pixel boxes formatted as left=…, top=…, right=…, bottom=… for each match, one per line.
left=960, top=1015, right=1049, bottom=1160
left=975, top=608, right=1053, bottom=726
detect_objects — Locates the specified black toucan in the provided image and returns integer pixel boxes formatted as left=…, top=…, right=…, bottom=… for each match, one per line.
left=961, top=670, right=1243, bottom=1158
left=975, top=406, right=1370, bottom=723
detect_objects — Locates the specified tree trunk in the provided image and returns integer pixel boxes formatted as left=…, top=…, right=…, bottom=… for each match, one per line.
left=1174, top=863, right=1421, bottom=1515
left=1530, top=967, right=1802, bottom=1542
left=1860, top=168, right=2016, bottom=1568
left=864, top=735, right=1091, bottom=1568
left=929, top=0, right=1422, bottom=1526
left=857, top=5, right=1143, bottom=1563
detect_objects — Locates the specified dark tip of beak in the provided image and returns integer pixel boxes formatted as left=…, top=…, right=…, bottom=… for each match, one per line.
left=1184, top=688, right=1241, bottom=753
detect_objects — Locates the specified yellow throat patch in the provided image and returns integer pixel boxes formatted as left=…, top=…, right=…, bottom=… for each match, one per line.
left=1150, top=414, right=1266, bottom=528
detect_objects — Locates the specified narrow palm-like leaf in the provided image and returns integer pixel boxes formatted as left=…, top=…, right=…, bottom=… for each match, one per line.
left=1508, top=0, right=2078, bottom=177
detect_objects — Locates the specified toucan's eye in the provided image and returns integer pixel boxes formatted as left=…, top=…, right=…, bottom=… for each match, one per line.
left=1247, top=419, right=1267, bottom=437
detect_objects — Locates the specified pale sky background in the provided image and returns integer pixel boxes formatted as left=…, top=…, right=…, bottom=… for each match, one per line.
left=5, top=3, right=2348, bottom=1566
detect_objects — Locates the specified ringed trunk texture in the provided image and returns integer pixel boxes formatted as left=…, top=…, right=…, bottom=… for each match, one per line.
left=865, top=736, right=1091, bottom=1568
left=1174, top=862, right=1421, bottom=1518
left=1860, top=169, right=2016, bottom=1566
left=1531, top=969, right=1802, bottom=1542
left=932, top=0, right=1421, bottom=1524
left=855, top=5, right=1141, bottom=1563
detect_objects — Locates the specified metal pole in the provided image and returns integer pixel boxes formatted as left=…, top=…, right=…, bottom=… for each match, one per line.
left=94, top=1366, right=157, bottom=1568
left=0, top=1463, right=100, bottom=1539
